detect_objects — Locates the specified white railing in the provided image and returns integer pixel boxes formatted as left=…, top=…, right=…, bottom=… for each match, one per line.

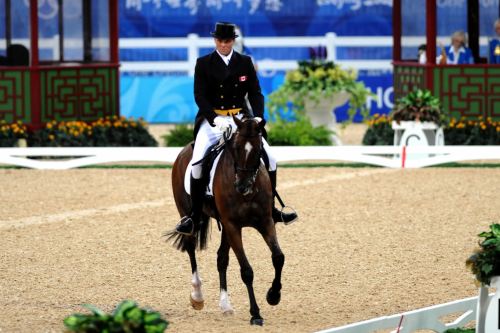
left=0, top=145, right=499, bottom=170
left=317, top=294, right=490, bottom=333
left=0, top=35, right=490, bottom=75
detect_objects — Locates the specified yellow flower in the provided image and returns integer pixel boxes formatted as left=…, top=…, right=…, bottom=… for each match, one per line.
left=286, top=70, right=304, bottom=83
left=312, top=67, right=327, bottom=79
left=48, top=134, right=55, bottom=141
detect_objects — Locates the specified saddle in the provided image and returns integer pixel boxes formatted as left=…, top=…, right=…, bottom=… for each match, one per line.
left=184, top=141, right=225, bottom=197
left=183, top=134, right=270, bottom=196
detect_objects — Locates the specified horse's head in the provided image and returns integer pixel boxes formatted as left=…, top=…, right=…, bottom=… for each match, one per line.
left=230, top=116, right=265, bottom=196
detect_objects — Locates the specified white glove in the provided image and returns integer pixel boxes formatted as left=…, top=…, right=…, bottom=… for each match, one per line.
left=213, top=116, right=230, bottom=132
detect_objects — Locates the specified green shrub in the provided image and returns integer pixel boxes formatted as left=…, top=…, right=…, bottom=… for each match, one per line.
left=0, top=120, right=29, bottom=147
left=267, top=118, right=333, bottom=146
left=63, top=300, right=168, bottom=333
left=362, top=114, right=394, bottom=145
left=466, top=223, right=500, bottom=286
left=162, top=124, right=193, bottom=147
left=443, top=328, right=475, bottom=333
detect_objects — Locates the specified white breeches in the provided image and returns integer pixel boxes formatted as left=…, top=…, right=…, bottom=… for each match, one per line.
left=191, top=114, right=277, bottom=179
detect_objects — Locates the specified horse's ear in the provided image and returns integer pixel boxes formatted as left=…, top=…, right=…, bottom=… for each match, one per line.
left=254, top=117, right=266, bottom=129
left=233, top=114, right=243, bottom=128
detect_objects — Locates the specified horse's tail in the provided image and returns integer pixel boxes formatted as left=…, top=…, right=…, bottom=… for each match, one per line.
left=164, top=214, right=211, bottom=252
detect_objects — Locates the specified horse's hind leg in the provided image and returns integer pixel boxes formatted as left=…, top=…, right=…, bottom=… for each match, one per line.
left=187, top=242, right=204, bottom=310
left=260, top=226, right=285, bottom=306
left=217, top=231, right=234, bottom=315
left=224, top=224, right=263, bottom=326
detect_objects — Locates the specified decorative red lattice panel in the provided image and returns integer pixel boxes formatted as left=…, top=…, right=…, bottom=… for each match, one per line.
left=434, top=65, right=500, bottom=119
left=40, top=65, right=118, bottom=123
left=0, top=69, right=31, bottom=123
left=393, top=63, right=427, bottom=101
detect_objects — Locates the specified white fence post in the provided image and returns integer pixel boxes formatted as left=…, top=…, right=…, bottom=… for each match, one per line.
left=325, top=32, right=336, bottom=62
left=187, top=33, right=199, bottom=76
left=52, top=35, right=59, bottom=61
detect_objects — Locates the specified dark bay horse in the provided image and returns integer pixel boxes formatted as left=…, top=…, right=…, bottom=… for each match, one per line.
left=167, top=116, right=285, bottom=326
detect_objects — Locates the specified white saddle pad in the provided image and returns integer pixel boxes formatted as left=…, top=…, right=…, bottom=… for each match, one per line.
left=184, top=152, right=223, bottom=196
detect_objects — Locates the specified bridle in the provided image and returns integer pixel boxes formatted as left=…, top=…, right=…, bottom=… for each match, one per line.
left=223, top=122, right=263, bottom=195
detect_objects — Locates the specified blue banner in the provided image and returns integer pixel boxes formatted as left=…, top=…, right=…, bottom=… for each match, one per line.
left=120, top=71, right=394, bottom=123
left=120, top=0, right=393, bottom=37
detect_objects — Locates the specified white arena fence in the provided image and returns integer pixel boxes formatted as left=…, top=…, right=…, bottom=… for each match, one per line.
left=0, top=34, right=490, bottom=74
left=317, top=293, right=492, bottom=333
left=0, top=146, right=499, bottom=170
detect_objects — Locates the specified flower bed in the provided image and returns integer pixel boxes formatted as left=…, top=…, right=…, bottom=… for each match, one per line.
left=0, top=117, right=158, bottom=147
left=0, top=120, right=29, bottom=147
left=362, top=114, right=500, bottom=146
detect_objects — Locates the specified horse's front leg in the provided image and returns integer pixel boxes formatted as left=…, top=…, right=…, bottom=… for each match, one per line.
left=217, top=230, right=234, bottom=315
left=224, top=223, right=263, bottom=326
left=187, top=241, right=204, bottom=310
left=260, top=224, right=285, bottom=306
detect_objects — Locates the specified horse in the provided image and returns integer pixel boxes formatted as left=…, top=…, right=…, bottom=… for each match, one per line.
left=167, top=116, right=285, bottom=326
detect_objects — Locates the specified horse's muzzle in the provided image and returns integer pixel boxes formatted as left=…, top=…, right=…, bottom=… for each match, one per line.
left=234, top=178, right=253, bottom=196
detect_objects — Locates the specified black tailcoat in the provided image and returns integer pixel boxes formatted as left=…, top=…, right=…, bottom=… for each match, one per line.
left=192, top=51, right=264, bottom=138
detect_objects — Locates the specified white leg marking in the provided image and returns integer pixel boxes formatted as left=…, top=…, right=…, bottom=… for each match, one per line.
left=219, top=289, right=234, bottom=315
left=191, top=270, right=204, bottom=302
left=244, top=141, right=253, bottom=161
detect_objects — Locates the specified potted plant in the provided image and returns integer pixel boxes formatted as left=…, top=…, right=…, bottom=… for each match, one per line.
left=390, top=89, right=447, bottom=147
left=466, top=223, right=500, bottom=333
left=466, top=223, right=500, bottom=286
left=391, top=89, right=446, bottom=125
left=266, top=59, right=371, bottom=145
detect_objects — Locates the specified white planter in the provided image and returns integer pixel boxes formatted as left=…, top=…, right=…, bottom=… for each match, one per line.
left=16, top=138, right=27, bottom=148
left=476, top=276, right=500, bottom=333
left=391, top=121, right=444, bottom=159
left=303, top=91, right=350, bottom=145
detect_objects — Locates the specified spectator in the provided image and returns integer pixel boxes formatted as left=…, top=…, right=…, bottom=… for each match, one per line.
left=489, top=19, right=500, bottom=64
left=437, top=30, right=474, bottom=65
left=418, top=44, right=427, bottom=64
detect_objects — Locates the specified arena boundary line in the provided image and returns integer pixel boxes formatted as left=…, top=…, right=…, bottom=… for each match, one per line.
left=0, top=146, right=499, bottom=169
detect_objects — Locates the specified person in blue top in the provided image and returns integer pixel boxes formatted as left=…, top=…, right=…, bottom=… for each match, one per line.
left=489, top=19, right=500, bottom=64
left=438, top=30, right=474, bottom=65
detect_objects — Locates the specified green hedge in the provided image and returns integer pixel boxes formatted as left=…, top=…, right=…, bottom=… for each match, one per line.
left=162, top=118, right=333, bottom=147
left=267, top=118, right=333, bottom=146
left=162, top=124, right=193, bottom=147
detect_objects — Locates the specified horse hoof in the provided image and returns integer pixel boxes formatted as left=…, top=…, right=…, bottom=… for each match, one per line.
left=266, top=288, right=281, bottom=306
left=222, top=308, right=234, bottom=316
left=250, top=317, right=264, bottom=326
left=190, top=296, right=204, bottom=310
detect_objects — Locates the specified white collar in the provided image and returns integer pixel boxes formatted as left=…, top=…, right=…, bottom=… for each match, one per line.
left=449, top=45, right=466, bottom=54
left=216, top=49, right=233, bottom=65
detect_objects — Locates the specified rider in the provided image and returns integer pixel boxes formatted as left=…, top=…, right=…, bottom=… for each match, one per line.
left=175, top=22, right=298, bottom=236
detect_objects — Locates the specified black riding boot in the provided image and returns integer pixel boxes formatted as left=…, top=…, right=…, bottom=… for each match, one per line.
left=268, top=170, right=298, bottom=225
left=175, top=176, right=205, bottom=235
